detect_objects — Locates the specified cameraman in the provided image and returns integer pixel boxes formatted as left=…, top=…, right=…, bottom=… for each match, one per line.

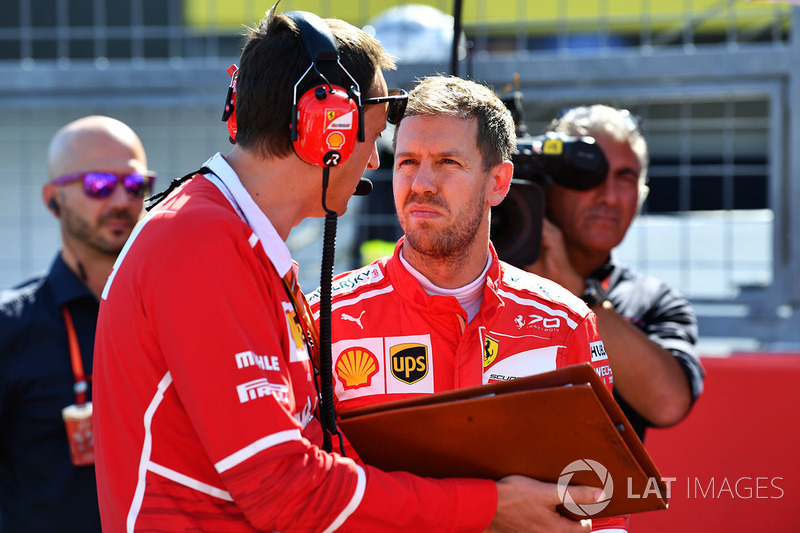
left=525, top=105, right=705, bottom=442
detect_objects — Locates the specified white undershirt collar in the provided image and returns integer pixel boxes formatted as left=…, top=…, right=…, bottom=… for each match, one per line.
left=399, top=246, right=491, bottom=322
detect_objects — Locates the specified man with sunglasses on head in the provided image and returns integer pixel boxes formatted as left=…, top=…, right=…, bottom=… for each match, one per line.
left=92, top=6, right=593, bottom=533
left=0, top=115, right=152, bottom=533
left=523, top=105, right=705, bottom=443
left=310, top=76, right=625, bottom=532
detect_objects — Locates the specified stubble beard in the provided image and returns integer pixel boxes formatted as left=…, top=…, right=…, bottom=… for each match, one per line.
left=400, top=189, right=486, bottom=267
left=62, top=205, right=136, bottom=257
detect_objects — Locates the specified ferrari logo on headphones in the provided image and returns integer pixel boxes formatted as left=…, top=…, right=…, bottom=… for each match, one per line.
left=483, top=334, right=499, bottom=367
left=325, top=109, right=354, bottom=130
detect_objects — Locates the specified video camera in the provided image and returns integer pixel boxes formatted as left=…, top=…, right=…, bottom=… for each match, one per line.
left=490, top=126, right=610, bottom=268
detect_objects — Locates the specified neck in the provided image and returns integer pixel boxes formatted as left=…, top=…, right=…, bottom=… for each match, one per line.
left=224, top=147, right=317, bottom=241
left=60, top=240, right=116, bottom=299
left=566, top=242, right=611, bottom=278
left=401, top=233, right=491, bottom=289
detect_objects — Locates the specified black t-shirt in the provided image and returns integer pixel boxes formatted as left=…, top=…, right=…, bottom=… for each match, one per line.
left=588, top=258, right=705, bottom=442
left=0, top=255, right=101, bottom=533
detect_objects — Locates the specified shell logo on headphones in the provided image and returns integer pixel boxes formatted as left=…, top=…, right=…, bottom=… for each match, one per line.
left=327, top=132, right=345, bottom=149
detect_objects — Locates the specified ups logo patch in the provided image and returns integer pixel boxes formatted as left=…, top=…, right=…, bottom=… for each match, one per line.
left=389, top=343, right=428, bottom=384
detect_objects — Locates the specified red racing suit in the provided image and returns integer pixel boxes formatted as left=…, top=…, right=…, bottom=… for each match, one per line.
left=309, top=239, right=626, bottom=532
left=93, top=154, right=496, bottom=533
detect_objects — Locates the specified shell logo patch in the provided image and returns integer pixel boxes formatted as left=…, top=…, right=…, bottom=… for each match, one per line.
left=336, top=347, right=379, bottom=389
left=326, top=131, right=345, bottom=149
left=325, top=109, right=354, bottom=130
left=483, top=334, right=499, bottom=367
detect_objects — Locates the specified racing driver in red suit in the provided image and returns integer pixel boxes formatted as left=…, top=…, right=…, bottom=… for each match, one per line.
left=311, top=76, right=627, bottom=532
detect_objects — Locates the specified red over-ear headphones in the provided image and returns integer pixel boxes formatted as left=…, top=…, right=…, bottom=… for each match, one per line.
left=221, top=10, right=364, bottom=168
left=221, top=64, right=238, bottom=143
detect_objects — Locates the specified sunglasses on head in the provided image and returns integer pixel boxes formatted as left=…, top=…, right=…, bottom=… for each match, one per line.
left=51, top=171, right=156, bottom=199
left=362, top=88, right=408, bottom=125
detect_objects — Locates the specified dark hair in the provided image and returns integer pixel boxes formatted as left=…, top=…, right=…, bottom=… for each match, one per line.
left=394, top=76, right=516, bottom=171
left=234, top=6, right=396, bottom=159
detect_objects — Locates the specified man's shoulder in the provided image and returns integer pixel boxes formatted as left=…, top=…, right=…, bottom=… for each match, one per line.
left=142, top=182, right=250, bottom=252
left=609, top=260, right=686, bottom=302
left=152, top=178, right=235, bottom=225
left=497, top=261, right=590, bottom=319
left=307, top=258, right=390, bottom=305
left=0, top=275, right=47, bottom=341
left=1, top=275, right=46, bottom=314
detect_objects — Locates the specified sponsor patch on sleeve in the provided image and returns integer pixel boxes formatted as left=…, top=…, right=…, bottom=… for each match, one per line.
left=590, top=340, right=608, bottom=362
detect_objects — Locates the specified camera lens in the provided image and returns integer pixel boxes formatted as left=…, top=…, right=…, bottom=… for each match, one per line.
left=490, top=180, right=544, bottom=268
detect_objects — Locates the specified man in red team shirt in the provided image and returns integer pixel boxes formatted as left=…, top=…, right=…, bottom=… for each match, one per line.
left=92, top=6, right=603, bottom=533
left=310, top=76, right=626, bottom=532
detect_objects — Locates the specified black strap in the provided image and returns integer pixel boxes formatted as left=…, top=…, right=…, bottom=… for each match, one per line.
left=145, top=166, right=211, bottom=211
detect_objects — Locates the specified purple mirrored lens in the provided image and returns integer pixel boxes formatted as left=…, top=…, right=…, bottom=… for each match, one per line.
left=123, top=173, right=147, bottom=197
left=84, top=172, right=118, bottom=199
left=80, top=172, right=152, bottom=198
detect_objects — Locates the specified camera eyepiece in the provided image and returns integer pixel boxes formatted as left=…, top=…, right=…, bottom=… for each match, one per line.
left=490, top=132, right=609, bottom=267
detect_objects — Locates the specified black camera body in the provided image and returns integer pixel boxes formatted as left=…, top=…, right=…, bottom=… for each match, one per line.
left=490, top=132, right=609, bottom=267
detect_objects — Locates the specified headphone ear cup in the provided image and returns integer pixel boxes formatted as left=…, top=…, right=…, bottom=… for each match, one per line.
left=293, top=85, right=359, bottom=167
left=49, top=198, right=60, bottom=216
left=227, top=103, right=238, bottom=144
left=221, top=65, right=239, bottom=144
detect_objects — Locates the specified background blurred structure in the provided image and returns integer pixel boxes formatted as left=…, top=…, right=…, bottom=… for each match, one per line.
left=1, top=0, right=799, bottom=353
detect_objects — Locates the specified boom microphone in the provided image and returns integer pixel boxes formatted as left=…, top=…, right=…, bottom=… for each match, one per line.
left=354, top=177, right=373, bottom=196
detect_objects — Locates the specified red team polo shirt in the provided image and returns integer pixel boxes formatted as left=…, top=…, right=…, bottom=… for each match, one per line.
left=93, top=154, right=496, bottom=533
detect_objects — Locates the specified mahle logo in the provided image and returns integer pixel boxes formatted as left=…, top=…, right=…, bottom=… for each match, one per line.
left=557, top=459, right=613, bottom=516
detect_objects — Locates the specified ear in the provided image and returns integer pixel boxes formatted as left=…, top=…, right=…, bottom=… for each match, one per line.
left=487, top=160, right=514, bottom=207
left=637, top=183, right=650, bottom=213
left=42, top=184, right=60, bottom=217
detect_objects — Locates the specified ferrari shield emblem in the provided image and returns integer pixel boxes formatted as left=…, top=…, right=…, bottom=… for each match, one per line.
left=483, top=334, right=499, bottom=367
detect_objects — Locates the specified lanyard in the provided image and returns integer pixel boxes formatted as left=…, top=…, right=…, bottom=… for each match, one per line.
left=282, top=270, right=320, bottom=371
left=61, top=306, right=89, bottom=405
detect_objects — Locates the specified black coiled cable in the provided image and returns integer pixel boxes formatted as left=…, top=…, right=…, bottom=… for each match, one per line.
left=318, top=167, right=346, bottom=455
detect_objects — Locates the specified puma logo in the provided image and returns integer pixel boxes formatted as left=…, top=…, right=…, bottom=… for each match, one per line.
left=341, top=310, right=366, bottom=330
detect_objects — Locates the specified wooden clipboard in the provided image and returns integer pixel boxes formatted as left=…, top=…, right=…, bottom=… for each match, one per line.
left=338, top=363, right=668, bottom=519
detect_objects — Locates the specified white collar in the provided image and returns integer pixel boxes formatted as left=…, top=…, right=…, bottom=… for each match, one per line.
left=201, top=152, right=293, bottom=277
left=399, top=246, right=491, bottom=322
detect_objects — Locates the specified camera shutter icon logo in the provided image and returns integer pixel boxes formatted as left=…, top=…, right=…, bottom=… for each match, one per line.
left=557, top=459, right=614, bottom=516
